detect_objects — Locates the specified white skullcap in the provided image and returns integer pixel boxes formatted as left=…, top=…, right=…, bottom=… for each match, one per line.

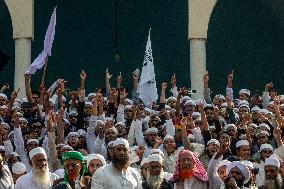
left=0, top=146, right=5, bottom=151
left=265, top=157, right=280, bottom=168
left=9, top=152, right=19, bottom=157
left=214, top=94, right=226, bottom=101
left=163, top=135, right=174, bottom=142
left=147, top=154, right=163, bottom=164
left=241, top=160, right=254, bottom=169
left=61, top=145, right=74, bottom=151
left=207, top=139, right=220, bottom=147
left=270, top=154, right=283, bottom=164
left=107, top=141, right=114, bottom=148
left=239, top=89, right=251, bottom=96
left=259, top=144, right=273, bottom=152
left=87, top=93, right=96, bottom=99
left=105, top=116, right=113, bottom=122
left=256, top=130, right=269, bottom=137
left=86, top=154, right=106, bottom=167
left=238, top=100, right=249, bottom=107
left=259, top=123, right=270, bottom=130
left=227, top=161, right=250, bottom=184
left=124, top=98, right=133, bottom=105
left=150, top=149, right=164, bottom=157
left=168, top=96, right=177, bottom=101
left=184, top=100, right=196, bottom=106
left=141, top=158, right=149, bottom=167
left=236, top=140, right=249, bottom=148
left=96, top=120, right=105, bottom=126
left=106, top=127, right=118, bottom=134
left=27, top=139, right=39, bottom=144
left=191, top=112, right=201, bottom=119
left=144, top=107, right=152, bottom=113
left=12, top=106, right=21, bottom=111
left=144, top=127, right=158, bottom=135
left=187, top=134, right=195, bottom=140
left=248, top=123, right=258, bottom=128
left=29, top=147, right=47, bottom=160
left=165, top=105, right=171, bottom=110
left=12, top=162, right=26, bottom=174
left=125, top=105, right=133, bottom=110
left=67, top=132, right=79, bottom=138
left=19, top=117, right=28, bottom=122
left=251, top=106, right=260, bottom=112
left=115, top=122, right=125, bottom=127
left=258, top=109, right=268, bottom=115
left=113, top=138, right=129, bottom=148
left=181, top=96, right=191, bottom=103
left=1, top=122, right=9, bottom=130
left=0, top=93, right=7, bottom=100
left=85, top=101, right=93, bottom=107
left=225, top=124, right=237, bottom=131
left=233, top=108, right=239, bottom=113
left=69, top=111, right=78, bottom=116
left=239, top=104, right=250, bottom=112
left=217, top=160, right=231, bottom=170
left=77, top=129, right=87, bottom=137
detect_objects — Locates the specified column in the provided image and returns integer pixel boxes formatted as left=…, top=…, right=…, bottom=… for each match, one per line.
left=190, top=38, right=206, bottom=100
left=14, top=38, right=31, bottom=99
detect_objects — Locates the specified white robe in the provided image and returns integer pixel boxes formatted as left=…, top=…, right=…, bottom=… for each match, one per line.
left=91, top=163, right=142, bottom=189
left=15, top=172, right=58, bottom=189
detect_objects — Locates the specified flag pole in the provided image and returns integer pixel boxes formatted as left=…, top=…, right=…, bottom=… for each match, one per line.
left=41, top=56, right=48, bottom=85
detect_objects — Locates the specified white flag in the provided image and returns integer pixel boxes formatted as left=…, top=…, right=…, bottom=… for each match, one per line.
left=138, top=29, right=158, bottom=108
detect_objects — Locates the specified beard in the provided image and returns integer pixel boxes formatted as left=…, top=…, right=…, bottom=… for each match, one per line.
left=32, top=165, right=51, bottom=187
left=264, top=174, right=283, bottom=189
left=146, top=171, right=164, bottom=189
left=112, top=154, right=129, bottom=170
left=179, top=169, right=193, bottom=180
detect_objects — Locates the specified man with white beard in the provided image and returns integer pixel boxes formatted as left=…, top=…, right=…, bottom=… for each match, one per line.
left=15, top=147, right=59, bottom=189
left=142, top=154, right=173, bottom=189
left=260, top=157, right=283, bottom=189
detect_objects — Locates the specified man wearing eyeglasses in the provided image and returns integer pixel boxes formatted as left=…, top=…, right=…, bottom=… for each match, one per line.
left=142, top=154, right=173, bottom=189
left=52, top=151, right=91, bottom=189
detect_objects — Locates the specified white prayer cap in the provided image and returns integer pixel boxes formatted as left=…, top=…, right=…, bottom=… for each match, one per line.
left=29, top=147, right=47, bottom=160
left=113, top=138, right=129, bottom=148
left=258, top=109, right=268, bottom=115
left=107, top=141, right=114, bottom=148
left=77, top=129, right=87, bottom=137
left=0, top=93, right=7, bottom=100
left=184, top=100, right=196, bottom=106
left=259, top=123, right=270, bottom=130
left=270, top=154, right=284, bottom=164
left=265, top=157, right=280, bottom=168
left=224, top=124, right=237, bottom=131
left=238, top=100, right=249, bottom=107
left=86, top=154, right=106, bottom=167
left=147, top=154, right=163, bottom=164
left=106, top=127, right=118, bottom=134
left=248, top=123, right=258, bottom=128
left=181, top=96, right=191, bottom=103
left=207, top=139, right=220, bottom=147
left=9, top=152, right=19, bottom=157
left=124, top=98, right=133, bottom=105
left=12, top=162, right=26, bottom=174
left=164, top=105, right=171, bottom=110
left=259, top=144, right=273, bottom=152
left=27, top=139, right=39, bottom=144
left=217, top=160, right=231, bottom=170
left=163, top=135, right=174, bottom=142
left=61, top=145, right=74, bottom=151
left=241, top=160, right=254, bottom=169
left=21, top=98, right=28, bottom=103
left=187, top=134, right=195, bottom=140
left=251, top=106, right=260, bottom=112
left=239, top=89, right=251, bottom=96
left=204, top=104, right=214, bottom=109
left=150, top=149, right=164, bottom=157
left=239, top=104, right=250, bottom=112
left=233, top=108, right=239, bottom=113
left=214, top=94, right=226, bottom=101
left=87, top=93, right=96, bottom=99
left=19, top=117, right=28, bottom=122
left=195, top=117, right=201, bottom=122
left=1, top=122, right=9, bottom=130
left=256, top=130, right=269, bottom=137
left=115, top=122, right=125, bottom=127
left=144, top=107, right=152, bottom=113
left=67, top=132, right=79, bottom=138
left=227, top=161, right=250, bottom=184
left=236, top=140, right=249, bottom=148
left=141, top=158, right=149, bottom=167
left=0, top=146, right=5, bottom=151
left=68, top=111, right=78, bottom=117
left=12, top=106, right=21, bottom=111
left=144, top=127, right=158, bottom=135
left=125, top=105, right=133, bottom=110
left=96, top=120, right=105, bottom=126
left=168, top=96, right=177, bottom=101
left=191, top=112, right=201, bottom=119
left=85, top=101, right=93, bottom=107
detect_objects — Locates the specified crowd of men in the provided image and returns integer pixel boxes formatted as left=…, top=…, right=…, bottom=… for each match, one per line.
left=0, top=69, right=283, bottom=189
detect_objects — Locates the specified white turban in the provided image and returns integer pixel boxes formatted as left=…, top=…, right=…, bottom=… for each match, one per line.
left=259, top=144, right=273, bottom=152
left=236, top=140, right=249, bottom=148
left=265, top=157, right=280, bottom=168
left=27, top=139, right=39, bottom=144
left=86, top=154, right=106, bottom=167
left=113, top=138, right=129, bottom=148
left=12, top=162, right=26, bottom=174
left=217, top=159, right=231, bottom=170
left=163, top=135, right=174, bottom=142
left=29, top=147, right=47, bottom=160
left=239, top=89, right=251, bottom=97
left=227, top=161, right=250, bottom=184
left=207, top=139, right=220, bottom=147
left=106, top=127, right=118, bottom=134
left=241, top=160, right=254, bottom=169
left=144, top=127, right=158, bottom=135
left=141, top=157, right=149, bottom=167
left=147, top=154, right=163, bottom=164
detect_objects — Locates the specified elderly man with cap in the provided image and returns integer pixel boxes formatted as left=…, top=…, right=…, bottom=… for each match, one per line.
left=172, top=149, right=208, bottom=189
left=52, top=151, right=91, bottom=189
left=15, top=147, right=58, bottom=189
left=220, top=161, right=250, bottom=189
left=142, top=154, right=173, bottom=189
left=91, top=138, right=142, bottom=189
left=260, top=157, right=283, bottom=189
left=12, top=162, right=26, bottom=184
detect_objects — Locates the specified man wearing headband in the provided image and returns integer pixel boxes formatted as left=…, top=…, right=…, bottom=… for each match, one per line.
left=52, top=151, right=91, bottom=189
left=92, top=138, right=142, bottom=188
left=15, top=147, right=58, bottom=189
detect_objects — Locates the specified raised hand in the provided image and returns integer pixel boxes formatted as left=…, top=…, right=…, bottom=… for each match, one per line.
left=171, top=73, right=176, bottom=88
left=120, top=88, right=128, bottom=104
left=80, top=70, right=87, bottom=81
left=203, top=71, right=209, bottom=88
left=227, top=70, right=234, bottom=88
left=11, top=88, right=20, bottom=100
left=106, top=68, right=112, bottom=80
left=265, top=82, right=273, bottom=92
left=0, top=83, right=9, bottom=92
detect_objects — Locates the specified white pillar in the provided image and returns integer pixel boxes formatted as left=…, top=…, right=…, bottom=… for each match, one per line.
left=190, top=38, right=206, bottom=100
left=15, top=38, right=31, bottom=99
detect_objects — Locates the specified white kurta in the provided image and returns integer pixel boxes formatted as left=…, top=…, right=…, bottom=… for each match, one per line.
left=15, top=172, right=58, bottom=189
left=91, top=163, right=142, bottom=189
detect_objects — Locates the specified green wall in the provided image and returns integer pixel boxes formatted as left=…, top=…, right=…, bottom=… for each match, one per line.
left=0, top=0, right=284, bottom=97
